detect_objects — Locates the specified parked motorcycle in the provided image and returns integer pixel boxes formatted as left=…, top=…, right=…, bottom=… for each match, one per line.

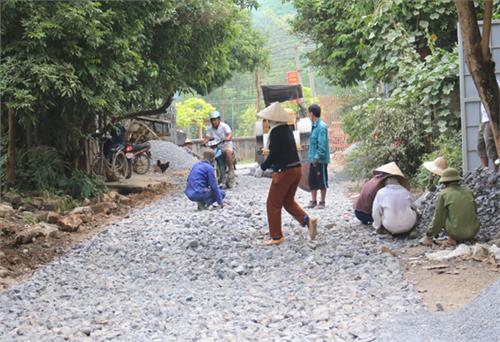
left=205, top=139, right=237, bottom=188
left=124, top=142, right=152, bottom=179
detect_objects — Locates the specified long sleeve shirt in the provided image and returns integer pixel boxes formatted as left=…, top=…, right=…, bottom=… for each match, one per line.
left=260, top=125, right=300, bottom=171
left=309, top=118, right=330, bottom=164
left=427, top=184, right=480, bottom=241
left=372, top=184, right=417, bottom=234
left=184, top=161, right=224, bottom=205
left=355, top=174, right=389, bottom=214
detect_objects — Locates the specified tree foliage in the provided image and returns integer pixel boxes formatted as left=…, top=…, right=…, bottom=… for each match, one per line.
left=0, top=0, right=268, bottom=191
left=176, top=98, right=215, bottom=131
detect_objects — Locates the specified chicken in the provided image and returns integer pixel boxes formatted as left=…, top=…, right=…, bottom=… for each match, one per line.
left=156, top=160, right=170, bottom=173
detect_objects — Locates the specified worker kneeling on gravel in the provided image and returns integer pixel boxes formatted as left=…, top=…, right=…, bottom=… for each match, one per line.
left=354, top=162, right=408, bottom=225
left=254, top=102, right=317, bottom=245
left=372, top=176, right=418, bottom=236
left=184, top=149, right=225, bottom=210
left=420, top=168, right=480, bottom=246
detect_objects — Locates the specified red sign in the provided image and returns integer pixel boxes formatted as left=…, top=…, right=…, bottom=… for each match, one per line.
left=287, top=71, right=299, bottom=85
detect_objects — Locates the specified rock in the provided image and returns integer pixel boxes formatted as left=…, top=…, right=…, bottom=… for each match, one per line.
left=187, top=240, right=199, bottom=249
left=3, top=192, right=22, bottom=208
left=0, top=203, right=15, bottom=219
left=108, top=191, right=120, bottom=201
left=235, top=264, right=247, bottom=275
left=489, top=244, right=500, bottom=261
left=19, top=211, right=38, bottom=223
left=0, top=266, right=9, bottom=278
left=57, top=215, right=83, bottom=232
left=426, top=244, right=472, bottom=262
left=15, top=223, right=58, bottom=245
left=69, top=206, right=94, bottom=223
left=91, top=202, right=118, bottom=215
left=46, top=211, right=61, bottom=224
left=471, top=244, right=490, bottom=261
left=30, top=198, right=44, bottom=209
left=42, top=199, right=61, bottom=211
left=117, top=194, right=132, bottom=205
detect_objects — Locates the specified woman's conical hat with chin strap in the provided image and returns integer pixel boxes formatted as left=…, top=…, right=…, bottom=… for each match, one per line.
left=257, top=102, right=290, bottom=123
left=373, top=162, right=411, bottom=190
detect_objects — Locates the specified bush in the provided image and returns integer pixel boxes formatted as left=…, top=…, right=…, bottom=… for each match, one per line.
left=14, top=146, right=67, bottom=191
left=342, top=98, right=427, bottom=178
left=64, top=169, right=106, bottom=200
left=413, top=134, right=463, bottom=190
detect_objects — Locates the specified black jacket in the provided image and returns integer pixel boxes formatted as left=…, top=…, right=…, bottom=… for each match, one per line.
left=260, top=125, right=300, bottom=171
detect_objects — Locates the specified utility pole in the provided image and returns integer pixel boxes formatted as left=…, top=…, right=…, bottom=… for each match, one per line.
left=295, top=45, right=303, bottom=85
left=255, top=68, right=262, bottom=112
left=220, top=86, right=225, bottom=119
left=307, top=67, right=317, bottom=97
left=6, top=109, right=15, bottom=191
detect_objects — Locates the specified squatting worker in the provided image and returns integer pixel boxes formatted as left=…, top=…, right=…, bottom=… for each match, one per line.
left=421, top=168, right=480, bottom=247
left=254, top=102, right=317, bottom=245
left=354, top=162, right=410, bottom=225
left=478, top=103, right=499, bottom=171
left=306, top=104, right=330, bottom=209
left=184, top=149, right=225, bottom=210
left=372, top=176, right=417, bottom=235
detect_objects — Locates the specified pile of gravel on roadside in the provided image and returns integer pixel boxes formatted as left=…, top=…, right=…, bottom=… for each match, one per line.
left=148, top=140, right=198, bottom=171
left=376, top=280, right=500, bottom=342
left=415, top=167, right=500, bottom=241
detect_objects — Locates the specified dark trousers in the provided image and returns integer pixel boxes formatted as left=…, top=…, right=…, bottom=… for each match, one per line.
left=267, top=166, right=307, bottom=239
left=355, top=210, right=373, bottom=225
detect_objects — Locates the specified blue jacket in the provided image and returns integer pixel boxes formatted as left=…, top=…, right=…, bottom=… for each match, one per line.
left=309, top=118, right=330, bottom=164
left=184, top=161, right=224, bottom=205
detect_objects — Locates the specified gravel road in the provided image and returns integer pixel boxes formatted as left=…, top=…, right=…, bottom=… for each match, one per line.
left=0, top=172, right=496, bottom=341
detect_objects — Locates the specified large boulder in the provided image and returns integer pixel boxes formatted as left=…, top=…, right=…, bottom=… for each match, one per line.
left=69, top=206, right=94, bottom=223
left=15, top=223, right=59, bottom=245
left=57, top=215, right=83, bottom=232
left=46, top=211, right=61, bottom=224
left=0, top=203, right=15, bottom=219
left=90, top=202, right=118, bottom=215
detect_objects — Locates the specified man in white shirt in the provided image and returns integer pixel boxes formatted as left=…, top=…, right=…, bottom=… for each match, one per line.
left=478, top=104, right=498, bottom=171
left=372, top=177, right=418, bottom=235
left=205, top=111, right=235, bottom=185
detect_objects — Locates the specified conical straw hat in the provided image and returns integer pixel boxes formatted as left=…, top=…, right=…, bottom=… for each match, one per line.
left=257, top=102, right=290, bottom=123
left=423, top=156, right=448, bottom=176
left=373, top=162, right=410, bottom=190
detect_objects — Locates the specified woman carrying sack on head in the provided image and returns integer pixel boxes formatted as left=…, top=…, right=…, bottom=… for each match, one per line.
left=254, top=102, right=317, bottom=245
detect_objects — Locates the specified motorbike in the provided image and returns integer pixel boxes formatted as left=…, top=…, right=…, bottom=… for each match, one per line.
left=124, top=142, right=152, bottom=179
left=205, top=139, right=237, bottom=188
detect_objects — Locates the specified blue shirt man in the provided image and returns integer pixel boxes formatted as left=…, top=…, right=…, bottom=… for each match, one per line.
left=307, top=104, right=330, bottom=209
left=185, top=150, right=225, bottom=210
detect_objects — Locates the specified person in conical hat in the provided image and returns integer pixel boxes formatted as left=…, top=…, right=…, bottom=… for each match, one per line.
left=254, top=102, right=317, bottom=245
left=354, top=161, right=410, bottom=224
left=420, top=168, right=480, bottom=246
left=422, top=156, right=448, bottom=192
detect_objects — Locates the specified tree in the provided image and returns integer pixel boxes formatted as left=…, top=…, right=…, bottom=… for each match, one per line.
left=456, top=0, right=500, bottom=158
left=0, top=0, right=268, bottom=190
left=176, top=98, right=215, bottom=138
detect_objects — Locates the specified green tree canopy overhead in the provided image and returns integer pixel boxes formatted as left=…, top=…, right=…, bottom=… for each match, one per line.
left=0, top=0, right=268, bottom=164
left=290, top=0, right=459, bottom=86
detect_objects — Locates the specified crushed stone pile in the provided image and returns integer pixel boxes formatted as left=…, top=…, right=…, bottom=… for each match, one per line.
left=416, top=167, right=500, bottom=241
left=148, top=140, right=198, bottom=171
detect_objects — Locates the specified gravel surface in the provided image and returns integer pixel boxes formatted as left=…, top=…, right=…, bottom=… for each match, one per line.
left=415, top=167, right=500, bottom=241
left=0, top=174, right=425, bottom=341
left=149, top=140, right=198, bottom=171
left=376, top=280, right=500, bottom=342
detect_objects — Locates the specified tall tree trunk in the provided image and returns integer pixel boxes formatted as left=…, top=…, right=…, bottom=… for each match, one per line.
left=6, top=109, right=15, bottom=191
left=456, top=0, right=500, bottom=159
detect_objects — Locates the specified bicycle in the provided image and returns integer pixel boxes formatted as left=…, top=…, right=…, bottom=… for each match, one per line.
left=91, top=135, right=129, bottom=181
